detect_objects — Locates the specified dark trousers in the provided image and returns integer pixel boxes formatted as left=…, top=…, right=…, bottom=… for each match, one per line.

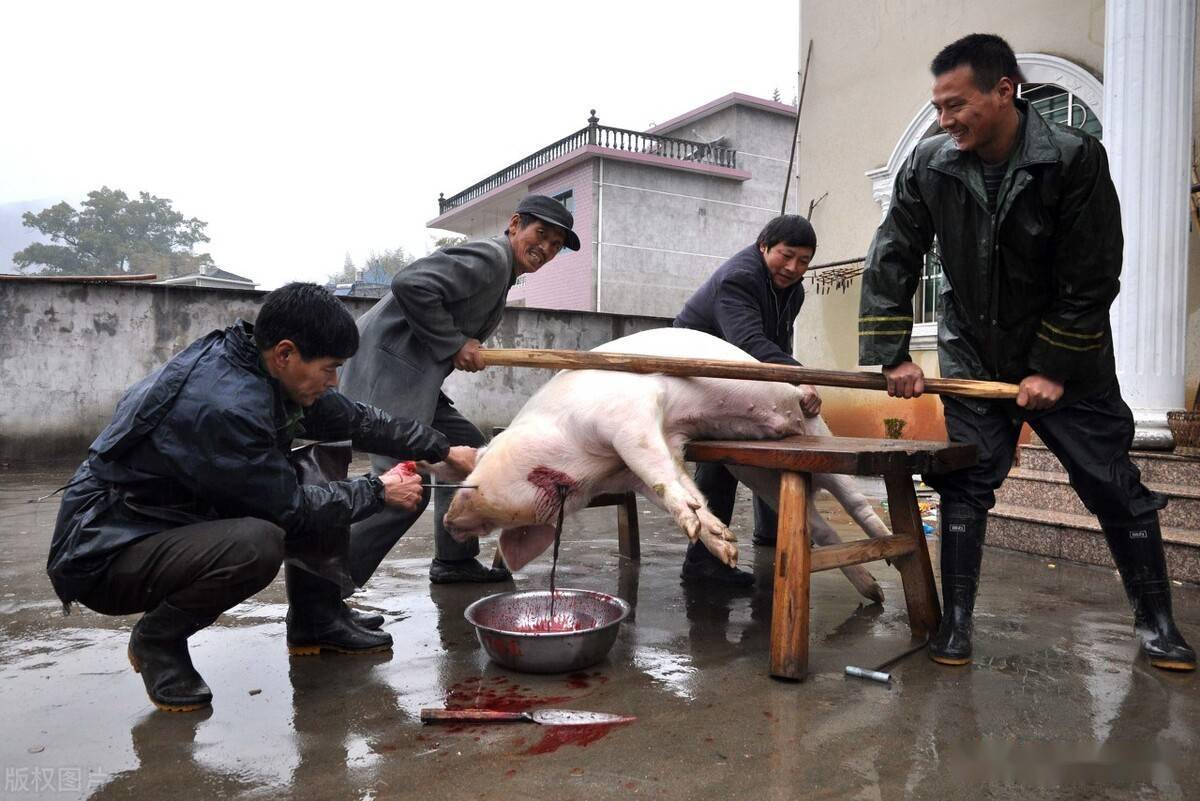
left=925, top=380, right=1166, bottom=526
left=78, top=518, right=285, bottom=619
left=348, top=393, right=486, bottom=586
left=692, top=462, right=778, bottom=538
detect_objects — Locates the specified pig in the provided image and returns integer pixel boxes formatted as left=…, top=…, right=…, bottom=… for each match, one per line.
left=443, top=328, right=892, bottom=603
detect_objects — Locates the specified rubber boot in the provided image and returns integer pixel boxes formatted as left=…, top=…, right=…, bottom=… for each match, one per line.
left=929, top=507, right=986, bottom=666
left=347, top=608, right=385, bottom=630
left=285, top=565, right=392, bottom=655
left=1102, top=519, right=1196, bottom=671
left=127, top=602, right=216, bottom=713
left=681, top=540, right=754, bottom=588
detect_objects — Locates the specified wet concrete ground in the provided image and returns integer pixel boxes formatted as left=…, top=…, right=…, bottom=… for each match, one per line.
left=2, top=464, right=1198, bottom=800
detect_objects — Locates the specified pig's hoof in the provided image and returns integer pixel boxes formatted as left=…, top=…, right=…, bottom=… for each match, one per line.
left=863, top=583, right=885, bottom=605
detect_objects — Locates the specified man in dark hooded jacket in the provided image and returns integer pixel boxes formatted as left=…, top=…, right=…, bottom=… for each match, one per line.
left=48, top=283, right=475, bottom=712
left=674, top=214, right=823, bottom=586
left=858, top=34, right=1193, bottom=670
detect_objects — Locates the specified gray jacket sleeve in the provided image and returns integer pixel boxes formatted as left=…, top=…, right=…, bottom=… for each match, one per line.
left=390, top=241, right=508, bottom=362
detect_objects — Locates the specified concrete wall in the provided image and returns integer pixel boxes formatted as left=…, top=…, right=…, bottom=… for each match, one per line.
left=793, top=0, right=1199, bottom=440
left=0, top=280, right=668, bottom=465
left=597, top=107, right=799, bottom=318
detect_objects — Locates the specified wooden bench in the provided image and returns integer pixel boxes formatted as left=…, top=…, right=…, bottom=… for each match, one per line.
left=683, top=434, right=976, bottom=681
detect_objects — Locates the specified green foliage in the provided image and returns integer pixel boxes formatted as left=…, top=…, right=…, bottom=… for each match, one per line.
left=883, top=417, right=907, bottom=439
left=14, top=187, right=214, bottom=278
left=330, top=252, right=356, bottom=284
left=364, top=246, right=414, bottom=279
left=433, top=235, right=467, bottom=250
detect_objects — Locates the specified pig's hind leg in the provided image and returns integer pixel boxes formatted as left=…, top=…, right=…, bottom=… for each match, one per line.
left=609, top=426, right=739, bottom=567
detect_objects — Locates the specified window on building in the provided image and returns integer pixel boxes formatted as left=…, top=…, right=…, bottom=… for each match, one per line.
left=914, top=240, right=944, bottom=325
left=552, top=189, right=575, bottom=214
left=913, top=82, right=1101, bottom=329
left=1017, top=83, right=1102, bottom=139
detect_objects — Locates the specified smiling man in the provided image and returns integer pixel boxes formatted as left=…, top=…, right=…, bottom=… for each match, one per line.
left=672, top=214, right=822, bottom=586
left=339, top=194, right=579, bottom=587
left=47, top=283, right=466, bottom=712
left=858, top=34, right=1194, bottom=671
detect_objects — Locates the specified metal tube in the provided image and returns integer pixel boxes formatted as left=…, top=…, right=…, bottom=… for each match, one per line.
left=844, top=666, right=891, bottom=684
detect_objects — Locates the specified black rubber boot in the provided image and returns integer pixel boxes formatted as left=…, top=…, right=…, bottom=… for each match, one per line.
left=1103, top=519, right=1196, bottom=671
left=681, top=540, right=754, bottom=587
left=751, top=494, right=779, bottom=547
left=285, top=565, right=392, bottom=655
left=347, top=607, right=385, bottom=630
left=127, top=602, right=216, bottom=713
left=429, top=558, right=512, bottom=584
left=929, top=507, right=986, bottom=666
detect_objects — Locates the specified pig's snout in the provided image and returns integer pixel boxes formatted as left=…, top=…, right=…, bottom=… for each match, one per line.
left=443, top=487, right=485, bottom=542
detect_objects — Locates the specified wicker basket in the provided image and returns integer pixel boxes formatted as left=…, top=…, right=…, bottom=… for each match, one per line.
left=1167, top=410, right=1200, bottom=458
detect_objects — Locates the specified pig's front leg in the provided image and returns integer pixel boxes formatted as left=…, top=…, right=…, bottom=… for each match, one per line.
left=609, top=429, right=738, bottom=566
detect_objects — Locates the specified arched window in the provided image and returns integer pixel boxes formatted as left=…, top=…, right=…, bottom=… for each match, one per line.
left=866, top=54, right=1105, bottom=346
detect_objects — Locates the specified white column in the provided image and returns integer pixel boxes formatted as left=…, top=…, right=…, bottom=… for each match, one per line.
left=1103, top=0, right=1196, bottom=449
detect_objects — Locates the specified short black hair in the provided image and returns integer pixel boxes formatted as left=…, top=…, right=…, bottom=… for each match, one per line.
left=757, top=215, right=817, bottom=251
left=931, top=33, right=1026, bottom=91
left=516, top=212, right=539, bottom=229
left=254, top=282, right=359, bottom=359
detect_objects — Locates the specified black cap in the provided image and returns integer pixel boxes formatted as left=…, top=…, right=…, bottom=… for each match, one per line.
left=516, top=194, right=581, bottom=251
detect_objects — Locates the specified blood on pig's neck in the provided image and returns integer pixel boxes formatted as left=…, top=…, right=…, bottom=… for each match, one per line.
left=527, top=467, right=578, bottom=522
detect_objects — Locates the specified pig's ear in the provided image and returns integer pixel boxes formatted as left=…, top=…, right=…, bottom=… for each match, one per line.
left=498, top=524, right=558, bottom=571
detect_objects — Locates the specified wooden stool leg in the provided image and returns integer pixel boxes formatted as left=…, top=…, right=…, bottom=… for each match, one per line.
left=770, top=471, right=811, bottom=680
left=617, top=491, right=640, bottom=561
left=884, top=472, right=941, bottom=638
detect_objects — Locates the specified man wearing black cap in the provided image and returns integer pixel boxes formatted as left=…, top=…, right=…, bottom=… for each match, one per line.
left=340, top=194, right=579, bottom=585
left=673, top=214, right=823, bottom=586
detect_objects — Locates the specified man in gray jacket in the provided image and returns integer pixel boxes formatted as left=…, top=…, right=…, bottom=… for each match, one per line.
left=340, top=195, right=579, bottom=584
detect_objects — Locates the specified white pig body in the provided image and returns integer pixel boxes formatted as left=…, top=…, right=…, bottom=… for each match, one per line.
left=444, top=328, right=892, bottom=602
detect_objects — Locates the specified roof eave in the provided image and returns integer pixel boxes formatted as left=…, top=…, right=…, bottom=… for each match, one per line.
left=645, top=92, right=797, bottom=137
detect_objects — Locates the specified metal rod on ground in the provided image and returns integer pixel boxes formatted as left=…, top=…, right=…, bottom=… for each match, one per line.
left=478, top=348, right=1020, bottom=400
left=844, top=639, right=930, bottom=685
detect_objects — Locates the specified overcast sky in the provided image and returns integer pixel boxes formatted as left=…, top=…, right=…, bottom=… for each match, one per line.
left=1, top=1, right=800, bottom=288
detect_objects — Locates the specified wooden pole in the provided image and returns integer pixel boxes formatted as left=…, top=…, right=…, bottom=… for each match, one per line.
left=478, top=348, right=1019, bottom=400
left=780, top=40, right=814, bottom=215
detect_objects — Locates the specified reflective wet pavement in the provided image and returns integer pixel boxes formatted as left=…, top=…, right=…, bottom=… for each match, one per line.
left=2, top=465, right=1198, bottom=800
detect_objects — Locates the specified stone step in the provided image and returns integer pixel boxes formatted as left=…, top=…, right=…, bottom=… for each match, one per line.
left=995, top=467, right=1200, bottom=529
left=1017, top=443, right=1200, bottom=485
left=987, top=503, right=1200, bottom=584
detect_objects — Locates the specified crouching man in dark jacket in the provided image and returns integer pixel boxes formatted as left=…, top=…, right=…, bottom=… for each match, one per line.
left=47, top=283, right=474, bottom=712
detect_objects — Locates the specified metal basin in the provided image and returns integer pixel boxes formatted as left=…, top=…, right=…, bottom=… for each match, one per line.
left=464, top=589, right=631, bottom=674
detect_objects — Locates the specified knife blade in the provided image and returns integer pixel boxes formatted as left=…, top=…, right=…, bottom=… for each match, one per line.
left=420, top=707, right=634, bottom=726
